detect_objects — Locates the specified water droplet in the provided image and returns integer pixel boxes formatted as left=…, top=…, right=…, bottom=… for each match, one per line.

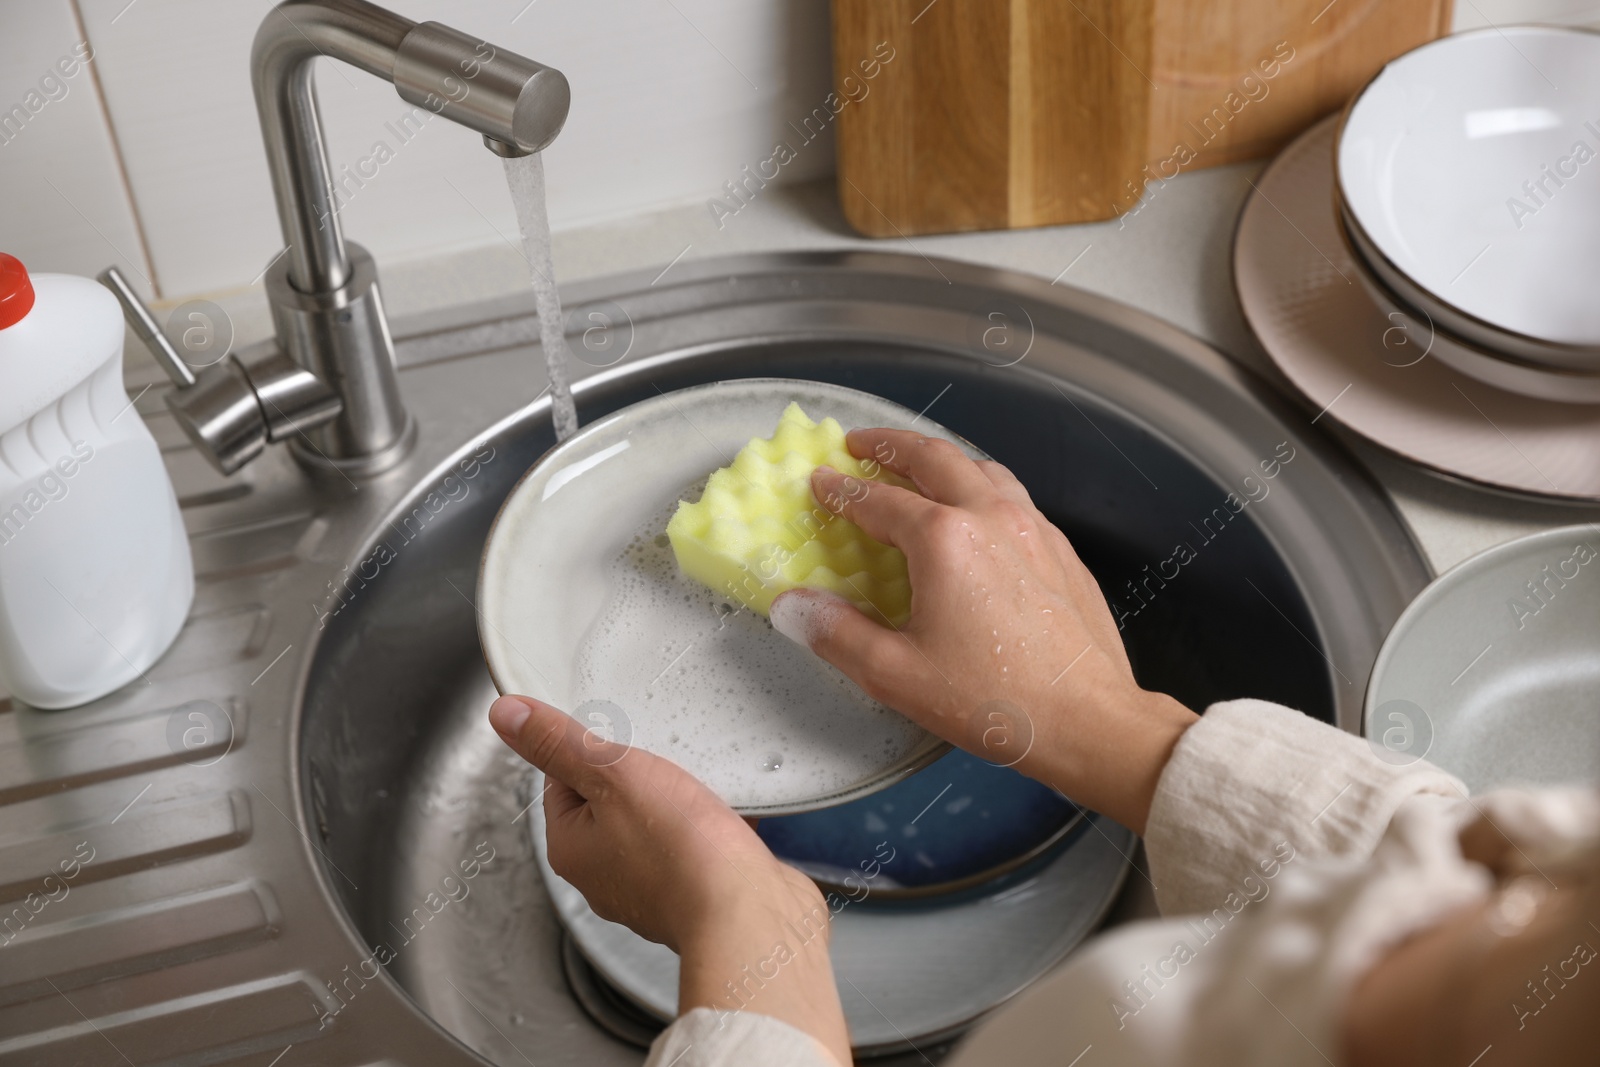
left=762, top=752, right=784, bottom=772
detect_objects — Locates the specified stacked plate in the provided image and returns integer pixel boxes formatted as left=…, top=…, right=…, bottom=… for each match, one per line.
left=1335, top=26, right=1600, bottom=403
left=1236, top=73, right=1600, bottom=499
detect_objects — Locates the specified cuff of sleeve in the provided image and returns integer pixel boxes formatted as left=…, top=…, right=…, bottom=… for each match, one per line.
left=1144, top=698, right=1464, bottom=917
left=645, top=1007, right=841, bottom=1067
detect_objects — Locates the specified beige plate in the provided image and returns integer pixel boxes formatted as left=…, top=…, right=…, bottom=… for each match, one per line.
left=1234, top=116, right=1600, bottom=502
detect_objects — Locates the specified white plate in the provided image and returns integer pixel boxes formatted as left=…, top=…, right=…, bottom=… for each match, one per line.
left=1338, top=26, right=1600, bottom=350
left=478, top=378, right=963, bottom=815
left=1365, top=525, right=1600, bottom=793
left=530, top=770, right=1134, bottom=1053
left=1234, top=116, right=1600, bottom=501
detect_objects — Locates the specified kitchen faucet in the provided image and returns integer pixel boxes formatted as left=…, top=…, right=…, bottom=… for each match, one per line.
left=105, top=0, right=570, bottom=475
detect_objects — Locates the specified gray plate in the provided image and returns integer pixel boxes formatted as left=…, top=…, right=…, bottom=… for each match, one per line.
left=1365, top=525, right=1600, bottom=791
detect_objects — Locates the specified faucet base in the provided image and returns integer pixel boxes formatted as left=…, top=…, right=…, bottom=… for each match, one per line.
left=266, top=242, right=413, bottom=473
left=288, top=411, right=416, bottom=477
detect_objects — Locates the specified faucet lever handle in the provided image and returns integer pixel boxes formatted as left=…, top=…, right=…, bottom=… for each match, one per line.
left=94, top=265, right=343, bottom=477
left=96, top=266, right=198, bottom=389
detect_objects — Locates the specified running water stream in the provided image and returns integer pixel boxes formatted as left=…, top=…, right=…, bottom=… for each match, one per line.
left=503, top=152, right=579, bottom=441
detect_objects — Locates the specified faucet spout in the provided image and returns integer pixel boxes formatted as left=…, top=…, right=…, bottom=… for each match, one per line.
left=235, top=0, right=570, bottom=474
left=253, top=0, right=570, bottom=293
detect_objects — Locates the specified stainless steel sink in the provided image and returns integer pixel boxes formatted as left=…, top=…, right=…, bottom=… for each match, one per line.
left=0, top=251, right=1429, bottom=1066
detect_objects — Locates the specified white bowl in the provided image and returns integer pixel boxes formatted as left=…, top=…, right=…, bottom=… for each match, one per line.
left=1337, top=26, right=1600, bottom=366
left=1338, top=211, right=1600, bottom=403
left=477, top=378, right=974, bottom=815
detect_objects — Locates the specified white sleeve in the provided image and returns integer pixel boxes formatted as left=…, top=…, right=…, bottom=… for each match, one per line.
left=943, top=790, right=1496, bottom=1067
left=1143, top=698, right=1465, bottom=916
left=946, top=784, right=1597, bottom=1067
left=644, top=1007, right=838, bottom=1067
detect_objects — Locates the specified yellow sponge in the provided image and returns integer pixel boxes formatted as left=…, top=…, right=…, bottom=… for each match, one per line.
left=666, top=402, right=915, bottom=626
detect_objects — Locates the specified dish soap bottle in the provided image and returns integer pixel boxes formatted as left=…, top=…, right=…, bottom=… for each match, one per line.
left=0, top=253, right=193, bottom=708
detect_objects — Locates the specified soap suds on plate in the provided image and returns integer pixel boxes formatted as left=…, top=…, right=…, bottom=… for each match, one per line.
left=574, top=492, right=927, bottom=810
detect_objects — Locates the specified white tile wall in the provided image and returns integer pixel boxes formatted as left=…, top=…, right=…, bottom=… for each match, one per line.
left=5, top=0, right=833, bottom=299
left=2, top=0, right=1598, bottom=303
left=0, top=0, right=152, bottom=296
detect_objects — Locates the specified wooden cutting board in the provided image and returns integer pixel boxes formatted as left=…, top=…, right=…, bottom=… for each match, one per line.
left=832, top=0, right=1453, bottom=237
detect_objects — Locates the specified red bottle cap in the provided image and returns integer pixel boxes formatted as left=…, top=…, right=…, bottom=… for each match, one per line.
left=0, top=254, right=35, bottom=330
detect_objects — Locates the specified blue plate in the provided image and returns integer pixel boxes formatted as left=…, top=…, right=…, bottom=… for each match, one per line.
left=757, top=747, right=1083, bottom=899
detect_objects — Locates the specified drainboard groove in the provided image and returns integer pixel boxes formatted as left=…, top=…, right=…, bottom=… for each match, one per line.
left=0, top=790, right=252, bottom=904
left=0, top=698, right=243, bottom=807
left=0, top=973, right=336, bottom=1066
left=0, top=880, right=281, bottom=1009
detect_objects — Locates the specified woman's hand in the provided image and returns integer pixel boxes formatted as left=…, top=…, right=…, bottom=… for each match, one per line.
left=1344, top=822, right=1600, bottom=1066
left=488, top=694, right=851, bottom=1065
left=769, top=428, right=1196, bottom=834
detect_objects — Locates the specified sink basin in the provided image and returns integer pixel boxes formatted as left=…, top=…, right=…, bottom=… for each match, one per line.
left=299, top=252, right=1428, bottom=1061
left=0, top=251, right=1429, bottom=1066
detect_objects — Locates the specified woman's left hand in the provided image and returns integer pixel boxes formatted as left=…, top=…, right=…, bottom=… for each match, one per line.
left=489, top=694, right=851, bottom=1065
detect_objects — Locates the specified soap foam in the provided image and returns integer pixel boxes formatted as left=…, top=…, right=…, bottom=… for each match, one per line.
left=573, top=490, right=928, bottom=809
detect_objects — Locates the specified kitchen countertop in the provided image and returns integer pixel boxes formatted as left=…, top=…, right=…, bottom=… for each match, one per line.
left=170, top=164, right=1600, bottom=581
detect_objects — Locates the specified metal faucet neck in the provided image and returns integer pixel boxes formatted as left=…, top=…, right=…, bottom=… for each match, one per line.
left=253, top=1, right=410, bottom=294
left=230, top=0, right=570, bottom=473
